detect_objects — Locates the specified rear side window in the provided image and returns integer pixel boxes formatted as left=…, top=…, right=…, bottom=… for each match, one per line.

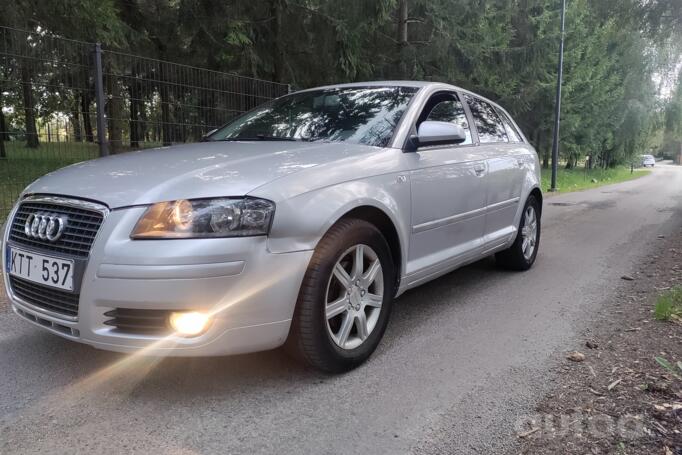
left=496, top=108, right=523, bottom=143
left=464, top=95, right=508, bottom=143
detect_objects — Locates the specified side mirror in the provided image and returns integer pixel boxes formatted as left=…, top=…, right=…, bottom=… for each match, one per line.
left=411, top=121, right=467, bottom=149
left=200, top=128, right=218, bottom=142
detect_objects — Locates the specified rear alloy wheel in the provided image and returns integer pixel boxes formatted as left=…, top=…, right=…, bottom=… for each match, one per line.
left=520, top=205, right=538, bottom=261
left=287, top=219, right=395, bottom=373
left=495, top=195, right=541, bottom=270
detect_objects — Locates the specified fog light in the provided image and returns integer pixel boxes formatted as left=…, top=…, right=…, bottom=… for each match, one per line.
left=169, top=311, right=211, bottom=336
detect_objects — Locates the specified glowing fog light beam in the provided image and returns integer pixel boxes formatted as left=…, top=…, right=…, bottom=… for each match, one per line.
left=65, top=266, right=297, bottom=394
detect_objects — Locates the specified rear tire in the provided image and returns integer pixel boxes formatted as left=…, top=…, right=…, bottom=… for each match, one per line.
left=495, top=195, right=541, bottom=271
left=286, top=218, right=396, bottom=373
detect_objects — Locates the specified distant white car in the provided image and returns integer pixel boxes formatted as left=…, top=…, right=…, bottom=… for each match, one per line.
left=641, top=154, right=655, bottom=167
left=3, top=81, right=542, bottom=372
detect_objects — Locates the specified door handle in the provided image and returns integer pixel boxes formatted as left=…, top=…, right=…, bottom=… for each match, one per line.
left=474, top=163, right=486, bottom=176
left=516, top=158, right=524, bottom=167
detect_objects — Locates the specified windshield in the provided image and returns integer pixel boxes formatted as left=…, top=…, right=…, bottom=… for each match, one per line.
left=208, top=86, right=418, bottom=147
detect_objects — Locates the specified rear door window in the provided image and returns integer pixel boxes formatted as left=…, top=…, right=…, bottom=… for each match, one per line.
left=496, top=108, right=523, bottom=143
left=464, top=95, right=508, bottom=143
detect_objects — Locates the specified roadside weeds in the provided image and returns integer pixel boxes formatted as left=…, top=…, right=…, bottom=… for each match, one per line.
left=654, top=287, right=682, bottom=323
left=540, top=166, right=651, bottom=194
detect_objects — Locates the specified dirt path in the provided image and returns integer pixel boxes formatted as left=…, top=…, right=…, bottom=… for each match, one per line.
left=514, top=228, right=682, bottom=454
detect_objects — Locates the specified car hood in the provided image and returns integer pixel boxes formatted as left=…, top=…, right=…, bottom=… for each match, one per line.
left=23, top=141, right=376, bottom=208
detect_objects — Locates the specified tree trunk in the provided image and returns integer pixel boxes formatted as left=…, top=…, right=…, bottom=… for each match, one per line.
left=81, top=92, right=94, bottom=142
left=200, top=90, right=214, bottom=133
left=140, top=104, right=148, bottom=143
left=175, top=89, right=186, bottom=143
left=161, top=98, right=172, bottom=146
left=396, top=0, right=409, bottom=78
left=0, top=89, right=8, bottom=142
left=0, top=91, right=7, bottom=158
left=271, top=0, right=285, bottom=82
left=397, top=0, right=408, bottom=44
left=0, top=108, right=6, bottom=158
left=129, top=82, right=140, bottom=148
left=106, top=76, right=123, bottom=153
left=540, top=131, right=550, bottom=169
left=160, top=79, right=172, bottom=146
left=71, top=98, right=82, bottom=142
left=530, top=128, right=539, bottom=149
left=21, top=63, right=39, bottom=148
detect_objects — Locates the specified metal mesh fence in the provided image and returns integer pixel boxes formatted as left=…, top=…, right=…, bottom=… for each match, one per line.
left=0, top=27, right=98, bottom=221
left=101, top=50, right=288, bottom=152
left=0, top=26, right=289, bottom=221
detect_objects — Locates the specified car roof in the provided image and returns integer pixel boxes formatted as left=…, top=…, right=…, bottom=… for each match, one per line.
left=296, top=80, right=485, bottom=98
left=294, top=80, right=504, bottom=113
left=297, top=80, right=435, bottom=91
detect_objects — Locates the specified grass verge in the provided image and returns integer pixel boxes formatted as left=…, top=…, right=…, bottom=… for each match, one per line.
left=0, top=141, right=99, bottom=220
left=540, top=166, right=651, bottom=194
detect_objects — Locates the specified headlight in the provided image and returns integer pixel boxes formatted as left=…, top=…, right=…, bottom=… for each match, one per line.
left=130, top=197, right=275, bottom=239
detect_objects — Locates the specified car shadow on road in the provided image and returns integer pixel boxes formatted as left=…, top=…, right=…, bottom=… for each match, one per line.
left=0, top=255, right=520, bottom=402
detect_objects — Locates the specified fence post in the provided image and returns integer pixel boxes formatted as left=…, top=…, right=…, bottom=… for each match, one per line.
left=93, top=43, right=108, bottom=157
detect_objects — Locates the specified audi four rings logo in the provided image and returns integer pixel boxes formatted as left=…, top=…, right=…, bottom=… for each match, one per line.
left=24, top=213, right=68, bottom=242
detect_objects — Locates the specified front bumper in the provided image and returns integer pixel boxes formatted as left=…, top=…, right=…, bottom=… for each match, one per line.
left=2, top=205, right=313, bottom=356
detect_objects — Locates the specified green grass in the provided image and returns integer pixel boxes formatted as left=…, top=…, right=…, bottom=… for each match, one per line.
left=540, top=166, right=650, bottom=193
left=654, top=286, right=682, bottom=321
left=0, top=141, right=99, bottom=220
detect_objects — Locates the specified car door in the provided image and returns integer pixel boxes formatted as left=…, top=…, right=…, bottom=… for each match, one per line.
left=464, top=95, right=523, bottom=249
left=495, top=105, right=528, bottom=206
left=405, top=91, right=488, bottom=277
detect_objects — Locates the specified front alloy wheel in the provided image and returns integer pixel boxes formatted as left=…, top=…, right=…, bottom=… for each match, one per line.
left=287, top=218, right=395, bottom=373
left=325, top=244, right=384, bottom=350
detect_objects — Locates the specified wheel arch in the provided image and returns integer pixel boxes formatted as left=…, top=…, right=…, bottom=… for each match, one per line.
left=529, top=186, right=543, bottom=216
left=336, top=205, right=403, bottom=294
left=508, top=184, right=543, bottom=249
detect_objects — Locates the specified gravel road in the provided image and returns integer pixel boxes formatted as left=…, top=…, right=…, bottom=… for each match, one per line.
left=1, top=164, right=681, bottom=455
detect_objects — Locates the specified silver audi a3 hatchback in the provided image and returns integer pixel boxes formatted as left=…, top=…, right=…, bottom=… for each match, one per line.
left=2, top=82, right=542, bottom=372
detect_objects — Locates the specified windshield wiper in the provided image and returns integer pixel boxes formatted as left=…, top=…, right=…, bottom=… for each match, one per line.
left=218, top=134, right=300, bottom=142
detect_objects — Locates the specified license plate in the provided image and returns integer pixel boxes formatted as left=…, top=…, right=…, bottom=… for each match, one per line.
left=6, top=247, right=74, bottom=291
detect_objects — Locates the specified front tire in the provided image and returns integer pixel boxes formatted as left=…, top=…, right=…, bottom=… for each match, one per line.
left=495, top=195, right=541, bottom=271
left=286, top=218, right=396, bottom=373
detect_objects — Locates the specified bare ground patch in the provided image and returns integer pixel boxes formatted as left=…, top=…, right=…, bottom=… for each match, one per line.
left=515, top=229, right=682, bottom=455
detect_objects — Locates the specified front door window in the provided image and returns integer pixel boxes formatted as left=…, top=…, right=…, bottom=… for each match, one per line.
left=423, top=98, right=473, bottom=145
